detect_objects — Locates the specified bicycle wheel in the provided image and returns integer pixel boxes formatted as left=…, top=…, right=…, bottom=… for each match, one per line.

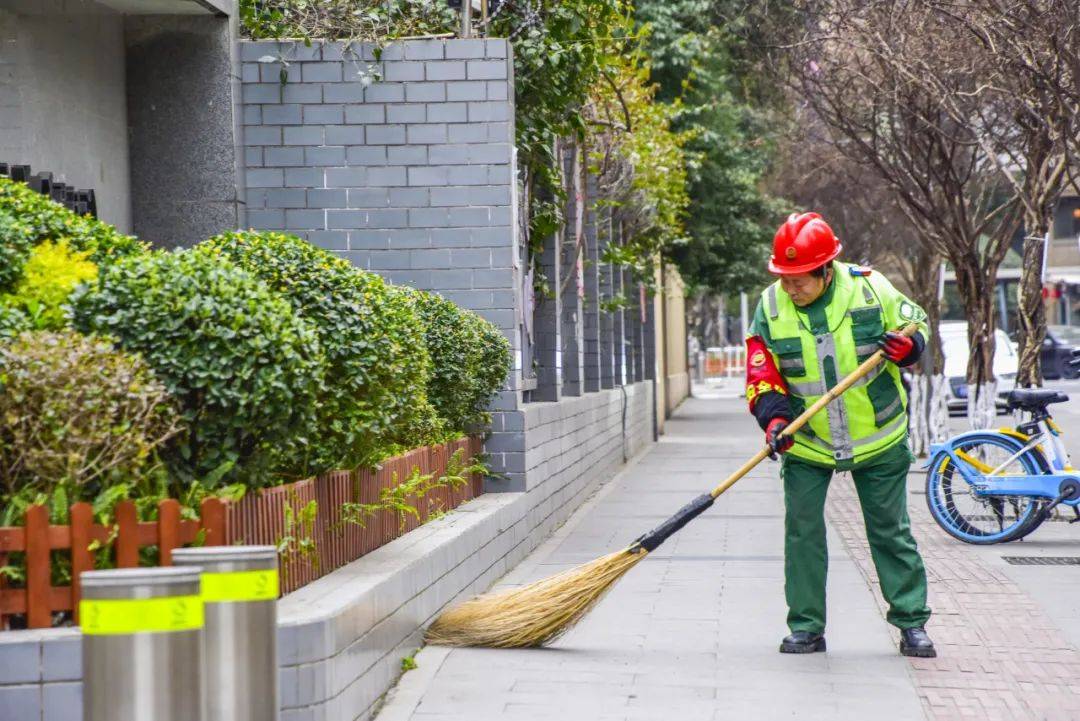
left=925, top=433, right=1047, bottom=544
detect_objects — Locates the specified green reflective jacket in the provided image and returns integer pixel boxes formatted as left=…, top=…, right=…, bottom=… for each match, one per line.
left=751, top=262, right=927, bottom=468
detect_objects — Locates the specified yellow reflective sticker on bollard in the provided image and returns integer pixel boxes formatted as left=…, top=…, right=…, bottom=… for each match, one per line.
left=200, top=569, right=279, bottom=602
left=80, top=595, right=203, bottom=635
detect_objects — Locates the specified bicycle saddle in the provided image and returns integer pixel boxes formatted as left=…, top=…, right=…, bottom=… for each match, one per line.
left=1005, top=389, right=1069, bottom=410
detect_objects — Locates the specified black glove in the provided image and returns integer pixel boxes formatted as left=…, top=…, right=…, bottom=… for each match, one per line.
left=766, top=418, right=794, bottom=460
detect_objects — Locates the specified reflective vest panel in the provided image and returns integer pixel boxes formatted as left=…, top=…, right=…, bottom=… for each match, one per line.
left=762, top=262, right=909, bottom=466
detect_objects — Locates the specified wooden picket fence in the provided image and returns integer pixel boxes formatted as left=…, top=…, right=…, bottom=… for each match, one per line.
left=227, top=436, right=484, bottom=594
left=0, top=498, right=227, bottom=629
left=0, top=435, right=484, bottom=629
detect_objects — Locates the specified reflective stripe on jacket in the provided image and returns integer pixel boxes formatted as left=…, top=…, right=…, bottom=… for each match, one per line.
left=760, top=261, right=927, bottom=467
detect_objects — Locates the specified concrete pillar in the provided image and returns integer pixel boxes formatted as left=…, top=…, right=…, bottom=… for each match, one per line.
left=533, top=213, right=562, bottom=401
left=598, top=205, right=616, bottom=389
left=582, top=162, right=602, bottom=393
left=559, top=143, right=584, bottom=397
left=622, top=267, right=635, bottom=382
left=125, top=13, right=243, bottom=248
left=611, top=240, right=626, bottom=386
left=644, top=280, right=657, bottom=383
left=627, top=279, right=642, bottom=383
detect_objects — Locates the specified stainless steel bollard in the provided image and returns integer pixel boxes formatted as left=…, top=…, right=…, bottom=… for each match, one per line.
left=81, top=567, right=205, bottom=721
left=172, top=546, right=279, bottom=721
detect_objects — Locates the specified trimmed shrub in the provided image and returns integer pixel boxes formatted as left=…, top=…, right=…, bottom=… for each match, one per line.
left=2, top=240, right=97, bottom=329
left=404, top=287, right=511, bottom=433
left=0, top=177, right=146, bottom=270
left=473, top=315, right=513, bottom=420
left=71, top=250, right=324, bottom=487
left=0, top=209, right=36, bottom=294
left=0, top=331, right=182, bottom=522
left=198, top=231, right=439, bottom=470
left=0, top=306, right=27, bottom=341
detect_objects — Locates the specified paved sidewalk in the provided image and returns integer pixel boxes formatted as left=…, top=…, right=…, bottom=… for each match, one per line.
left=375, top=396, right=926, bottom=721
left=829, top=455, right=1080, bottom=720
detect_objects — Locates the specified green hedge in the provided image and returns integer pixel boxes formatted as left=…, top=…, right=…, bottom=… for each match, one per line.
left=474, top=316, right=513, bottom=420
left=0, top=183, right=509, bottom=487
left=400, top=287, right=511, bottom=433
left=0, top=330, right=182, bottom=524
left=0, top=305, right=27, bottom=341
left=2, top=240, right=98, bottom=330
left=0, top=177, right=146, bottom=277
left=71, top=250, right=324, bottom=487
left=198, top=231, right=440, bottom=470
left=0, top=209, right=36, bottom=294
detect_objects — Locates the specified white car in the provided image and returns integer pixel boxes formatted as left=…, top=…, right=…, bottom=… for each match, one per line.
left=938, top=321, right=1017, bottom=415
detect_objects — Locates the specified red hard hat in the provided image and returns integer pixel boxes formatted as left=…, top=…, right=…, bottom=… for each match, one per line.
left=768, top=212, right=842, bottom=275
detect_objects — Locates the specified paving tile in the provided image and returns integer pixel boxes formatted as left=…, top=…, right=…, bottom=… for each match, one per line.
left=374, top=396, right=928, bottom=721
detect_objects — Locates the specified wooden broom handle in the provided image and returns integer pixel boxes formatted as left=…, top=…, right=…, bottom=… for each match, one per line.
left=708, top=323, right=920, bottom=500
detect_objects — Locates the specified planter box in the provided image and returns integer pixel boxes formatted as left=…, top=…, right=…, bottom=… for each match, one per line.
left=225, top=436, right=484, bottom=594
left=0, top=499, right=227, bottom=630
left=0, top=436, right=483, bottom=628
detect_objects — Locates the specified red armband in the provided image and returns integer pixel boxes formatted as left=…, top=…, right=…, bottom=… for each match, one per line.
left=745, top=335, right=788, bottom=410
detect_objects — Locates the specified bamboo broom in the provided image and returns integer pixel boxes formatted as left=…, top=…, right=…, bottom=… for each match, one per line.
left=425, top=323, right=920, bottom=648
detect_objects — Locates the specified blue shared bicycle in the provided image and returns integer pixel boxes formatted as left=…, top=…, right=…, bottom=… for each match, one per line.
left=926, top=388, right=1080, bottom=544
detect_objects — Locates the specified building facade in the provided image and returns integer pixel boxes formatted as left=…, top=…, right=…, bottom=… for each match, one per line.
left=0, top=7, right=690, bottom=720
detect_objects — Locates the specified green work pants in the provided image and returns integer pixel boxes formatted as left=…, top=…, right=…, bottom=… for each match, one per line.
left=781, top=440, right=930, bottom=634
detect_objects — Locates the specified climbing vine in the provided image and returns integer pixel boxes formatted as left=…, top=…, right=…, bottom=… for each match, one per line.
left=585, top=49, right=693, bottom=286
left=485, top=1, right=631, bottom=255
left=339, top=448, right=488, bottom=532
left=238, top=1, right=691, bottom=286
left=239, top=0, right=457, bottom=42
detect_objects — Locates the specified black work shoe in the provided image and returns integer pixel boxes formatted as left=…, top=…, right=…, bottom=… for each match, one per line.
left=779, top=631, right=826, bottom=654
left=899, top=627, right=937, bottom=658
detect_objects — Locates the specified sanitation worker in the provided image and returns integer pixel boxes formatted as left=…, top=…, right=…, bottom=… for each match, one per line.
left=745, top=212, right=935, bottom=658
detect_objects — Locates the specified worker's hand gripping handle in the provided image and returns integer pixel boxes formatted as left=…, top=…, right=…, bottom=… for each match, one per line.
left=707, top=323, right=920, bottom=501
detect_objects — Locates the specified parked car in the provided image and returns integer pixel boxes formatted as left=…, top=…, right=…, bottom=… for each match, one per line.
left=939, top=322, right=1017, bottom=415
left=1042, top=325, right=1080, bottom=380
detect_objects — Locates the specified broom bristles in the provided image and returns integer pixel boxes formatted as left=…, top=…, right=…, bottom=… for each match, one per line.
left=425, top=547, right=646, bottom=648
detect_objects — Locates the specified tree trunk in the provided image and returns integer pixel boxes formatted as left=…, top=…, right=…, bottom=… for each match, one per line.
left=904, top=249, right=948, bottom=451
left=928, top=374, right=949, bottom=442
left=1016, top=219, right=1048, bottom=388
left=953, top=258, right=998, bottom=429
left=908, top=373, right=930, bottom=456
left=921, top=281, right=946, bottom=378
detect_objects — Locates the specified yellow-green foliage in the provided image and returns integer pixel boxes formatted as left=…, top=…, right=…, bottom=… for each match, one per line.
left=0, top=177, right=146, bottom=267
left=592, top=59, right=693, bottom=250
left=585, top=48, right=695, bottom=287
left=2, top=240, right=98, bottom=330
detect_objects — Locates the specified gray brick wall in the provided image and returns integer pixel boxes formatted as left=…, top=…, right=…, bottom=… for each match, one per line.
left=239, top=37, right=518, bottom=382
left=0, top=629, right=80, bottom=721
left=239, top=39, right=525, bottom=481
left=237, top=37, right=657, bottom=494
